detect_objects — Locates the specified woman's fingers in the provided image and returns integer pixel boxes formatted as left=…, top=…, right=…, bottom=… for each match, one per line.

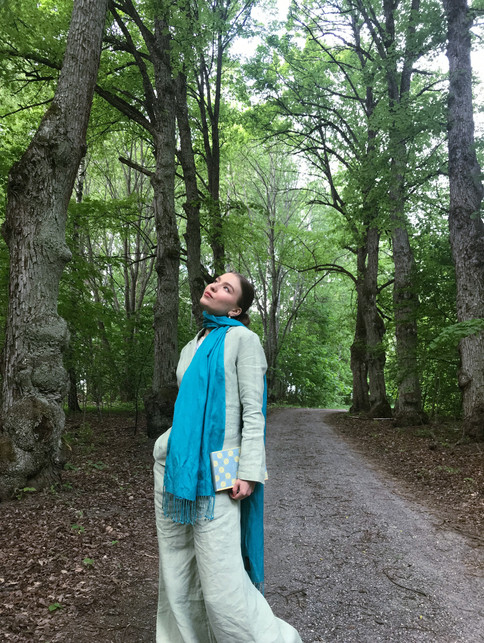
left=230, top=479, right=255, bottom=500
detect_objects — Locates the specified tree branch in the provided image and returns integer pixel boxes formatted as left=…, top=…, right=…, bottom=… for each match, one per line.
left=118, top=156, right=154, bottom=178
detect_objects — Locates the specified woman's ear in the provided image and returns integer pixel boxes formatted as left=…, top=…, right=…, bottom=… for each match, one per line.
left=229, top=307, right=242, bottom=318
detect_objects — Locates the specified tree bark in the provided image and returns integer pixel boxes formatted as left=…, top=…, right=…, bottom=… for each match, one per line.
left=175, top=72, right=205, bottom=326
left=443, top=0, right=484, bottom=438
left=66, top=161, right=86, bottom=414
left=104, top=2, right=181, bottom=437
left=197, top=55, right=225, bottom=274
left=264, top=221, right=282, bottom=401
left=0, top=0, right=108, bottom=499
left=353, top=228, right=392, bottom=418
left=196, top=3, right=228, bottom=275
left=349, top=301, right=370, bottom=413
left=144, top=16, right=180, bottom=439
left=382, top=0, right=426, bottom=425
left=348, top=25, right=391, bottom=418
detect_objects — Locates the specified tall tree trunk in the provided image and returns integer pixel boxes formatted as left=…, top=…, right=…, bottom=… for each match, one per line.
left=263, top=212, right=281, bottom=400
left=175, top=72, right=204, bottom=326
left=350, top=299, right=370, bottom=413
left=144, top=16, right=180, bottom=439
left=101, top=1, right=181, bottom=436
left=197, top=31, right=225, bottom=274
left=66, top=160, right=86, bottom=414
left=350, top=231, right=391, bottom=418
left=443, top=0, right=484, bottom=438
left=362, top=227, right=392, bottom=418
left=0, top=0, right=108, bottom=499
left=388, top=139, right=425, bottom=424
left=382, top=0, right=426, bottom=425
left=391, top=214, right=424, bottom=424
left=198, top=60, right=225, bottom=274
left=348, top=25, right=391, bottom=418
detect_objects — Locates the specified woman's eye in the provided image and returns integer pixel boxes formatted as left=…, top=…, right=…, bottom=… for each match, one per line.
left=224, top=286, right=229, bottom=292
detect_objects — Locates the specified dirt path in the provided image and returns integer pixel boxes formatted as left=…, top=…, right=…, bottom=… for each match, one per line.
left=264, top=409, right=484, bottom=642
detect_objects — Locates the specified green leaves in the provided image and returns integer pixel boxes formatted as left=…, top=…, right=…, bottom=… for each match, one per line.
left=429, top=319, right=484, bottom=352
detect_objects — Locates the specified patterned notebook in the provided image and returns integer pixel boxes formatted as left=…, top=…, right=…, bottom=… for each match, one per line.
left=209, top=447, right=268, bottom=492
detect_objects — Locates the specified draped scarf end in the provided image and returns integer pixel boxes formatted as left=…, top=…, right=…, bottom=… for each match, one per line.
left=162, top=489, right=215, bottom=524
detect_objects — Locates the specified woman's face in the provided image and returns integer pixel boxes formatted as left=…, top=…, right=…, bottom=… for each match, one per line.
left=200, top=273, right=243, bottom=317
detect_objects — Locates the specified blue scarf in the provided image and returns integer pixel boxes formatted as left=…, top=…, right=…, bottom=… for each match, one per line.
left=163, top=311, right=266, bottom=592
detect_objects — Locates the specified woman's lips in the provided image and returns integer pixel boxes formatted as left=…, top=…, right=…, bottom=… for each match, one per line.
left=203, top=291, right=213, bottom=299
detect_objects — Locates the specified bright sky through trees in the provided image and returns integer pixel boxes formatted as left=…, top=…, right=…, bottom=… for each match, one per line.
left=231, top=0, right=484, bottom=131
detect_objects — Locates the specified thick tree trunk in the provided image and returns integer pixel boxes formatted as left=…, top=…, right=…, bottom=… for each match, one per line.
left=383, top=0, right=426, bottom=426
left=102, top=3, right=181, bottom=436
left=350, top=231, right=391, bottom=417
left=389, top=146, right=425, bottom=424
left=444, top=0, right=484, bottom=438
left=0, top=0, right=108, bottom=499
left=175, top=72, right=204, bottom=326
left=362, top=227, right=392, bottom=418
left=144, top=17, right=180, bottom=439
left=392, top=226, right=424, bottom=424
left=349, top=302, right=370, bottom=413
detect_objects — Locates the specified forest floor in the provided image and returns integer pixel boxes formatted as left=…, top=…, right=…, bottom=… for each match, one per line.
left=0, top=409, right=482, bottom=642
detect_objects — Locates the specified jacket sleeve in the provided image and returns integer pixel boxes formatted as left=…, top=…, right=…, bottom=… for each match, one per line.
left=235, top=330, right=268, bottom=483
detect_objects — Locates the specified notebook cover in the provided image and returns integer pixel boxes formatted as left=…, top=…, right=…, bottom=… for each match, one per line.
left=210, top=447, right=268, bottom=492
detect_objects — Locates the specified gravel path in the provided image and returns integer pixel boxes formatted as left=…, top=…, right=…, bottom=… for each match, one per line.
left=264, top=408, right=484, bottom=643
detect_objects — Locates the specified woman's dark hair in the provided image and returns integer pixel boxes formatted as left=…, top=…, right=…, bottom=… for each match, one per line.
left=231, top=272, right=254, bottom=326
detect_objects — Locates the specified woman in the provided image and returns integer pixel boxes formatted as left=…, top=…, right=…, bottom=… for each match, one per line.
left=153, top=272, right=302, bottom=643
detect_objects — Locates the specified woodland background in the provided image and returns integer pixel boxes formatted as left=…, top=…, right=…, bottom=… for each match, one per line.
left=0, top=0, right=483, bottom=500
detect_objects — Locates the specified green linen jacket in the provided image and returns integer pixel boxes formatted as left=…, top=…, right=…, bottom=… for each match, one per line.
left=153, top=326, right=268, bottom=484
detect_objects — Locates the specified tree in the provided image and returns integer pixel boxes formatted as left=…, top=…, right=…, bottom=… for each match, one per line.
left=353, top=0, right=445, bottom=425
left=224, top=144, right=328, bottom=400
left=248, top=0, right=448, bottom=419
left=0, top=0, right=108, bottom=499
left=175, top=71, right=205, bottom=326
left=61, top=136, right=157, bottom=411
left=94, top=1, right=181, bottom=437
left=443, top=0, right=484, bottom=438
left=190, top=0, right=258, bottom=274
left=250, top=4, right=393, bottom=416
left=0, top=0, right=261, bottom=435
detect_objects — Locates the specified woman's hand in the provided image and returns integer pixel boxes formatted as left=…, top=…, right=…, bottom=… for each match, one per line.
left=230, top=479, right=256, bottom=500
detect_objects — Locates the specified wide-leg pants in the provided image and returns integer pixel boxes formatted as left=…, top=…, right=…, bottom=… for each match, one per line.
left=154, top=460, right=302, bottom=643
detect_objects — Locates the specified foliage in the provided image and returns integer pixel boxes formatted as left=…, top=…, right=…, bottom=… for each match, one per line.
left=0, top=0, right=482, bottom=418
left=429, top=319, right=484, bottom=351
left=277, top=296, right=353, bottom=407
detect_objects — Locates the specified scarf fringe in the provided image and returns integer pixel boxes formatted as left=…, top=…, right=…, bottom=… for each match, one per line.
left=162, top=489, right=215, bottom=525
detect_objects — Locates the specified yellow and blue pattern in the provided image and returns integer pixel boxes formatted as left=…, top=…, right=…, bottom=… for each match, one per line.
left=210, top=448, right=240, bottom=491
left=210, top=447, right=268, bottom=492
